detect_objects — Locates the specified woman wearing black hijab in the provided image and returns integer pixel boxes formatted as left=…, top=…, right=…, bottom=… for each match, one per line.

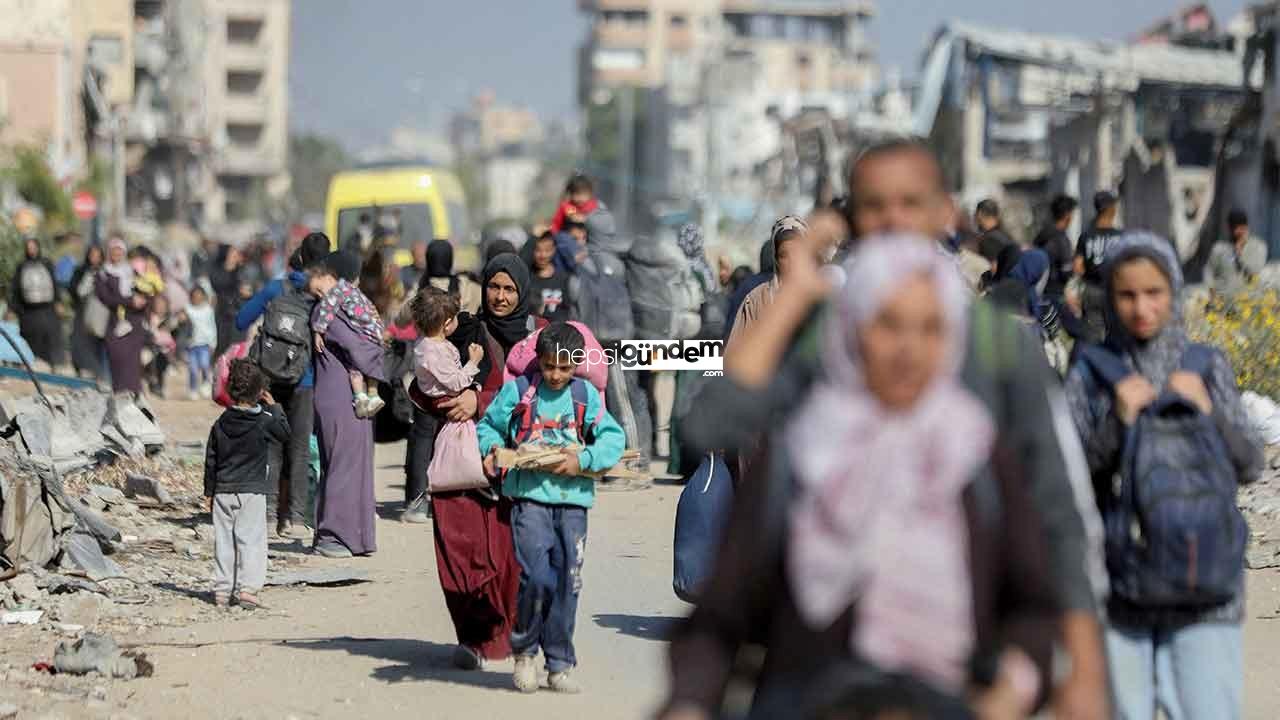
left=427, top=239, right=454, bottom=284
left=418, top=239, right=481, bottom=314
left=409, top=251, right=537, bottom=669
left=473, top=252, right=533, bottom=354
left=69, top=243, right=107, bottom=378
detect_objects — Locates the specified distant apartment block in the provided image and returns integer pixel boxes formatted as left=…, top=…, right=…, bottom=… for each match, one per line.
left=578, top=0, right=877, bottom=100
left=201, top=0, right=291, bottom=226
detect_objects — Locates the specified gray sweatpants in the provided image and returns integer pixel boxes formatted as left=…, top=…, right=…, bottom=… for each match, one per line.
left=212, top=493, right=267, bottom=594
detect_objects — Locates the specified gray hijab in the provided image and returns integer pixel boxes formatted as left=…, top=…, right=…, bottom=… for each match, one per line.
left=1102, top=231, right=1187, bottom=389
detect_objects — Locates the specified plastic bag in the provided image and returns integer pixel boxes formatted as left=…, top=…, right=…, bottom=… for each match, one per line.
left=427, top=420, right=491, bottom=493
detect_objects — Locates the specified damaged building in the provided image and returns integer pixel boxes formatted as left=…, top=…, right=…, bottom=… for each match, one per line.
left=1189, top=1, right=1280, bottom=281
left=914, top=20, right=1256, bottom=253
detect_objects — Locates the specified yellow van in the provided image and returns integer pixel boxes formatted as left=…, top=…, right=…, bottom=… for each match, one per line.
left=324, top=164, right=478, bottom=272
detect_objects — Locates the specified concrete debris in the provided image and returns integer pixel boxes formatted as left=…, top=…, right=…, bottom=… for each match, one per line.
left=265, top=568, right=370, bottom=587
left=171, top=539, right=205, bottom=560
left=52, top=633, right=152, bottom=679
left=1248, top=541, right=1280, bottom=570
left=107, top=396, right=164, bottom=448
left=65, top=500, right=122, bottom=550
left=36, top=573, right=104, bottom=596
left=7, top=572, right=41, bottom=602
left=88, top=485, right=127, bottom=506
left=0, top=470, right=73, bottom=569
left=101, top=426, right=145, bottom=460
left=79, top=494, right=107, bottom=513
left=124, top=473, right=175, bottom=506
left=0, top=387, right=172, bottom=576
left=62, top=533, right=126, bottom=582
left=1, top=609, right=43, bottom=624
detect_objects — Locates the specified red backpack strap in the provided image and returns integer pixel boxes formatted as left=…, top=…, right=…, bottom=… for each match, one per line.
left=570, top=378, right=600, bottom=445
left=510, top=375, right=540, bottom=446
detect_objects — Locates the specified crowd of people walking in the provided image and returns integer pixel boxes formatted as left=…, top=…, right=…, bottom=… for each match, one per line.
left=7, top=142, right=1274, bottom=714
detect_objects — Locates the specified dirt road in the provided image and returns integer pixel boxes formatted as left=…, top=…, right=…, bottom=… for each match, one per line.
left=7, top=431, right=686, bottom=720
left=127, top=445, right=685, bottom=719
left=2, top=388, right=1278, bottom=718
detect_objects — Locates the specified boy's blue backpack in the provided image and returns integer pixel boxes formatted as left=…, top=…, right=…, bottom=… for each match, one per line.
left=673, top=452, right=733, bottom=604
left=1079, top=343, right=1247, bottom=608
left=509, top=375, right=602, bottom=447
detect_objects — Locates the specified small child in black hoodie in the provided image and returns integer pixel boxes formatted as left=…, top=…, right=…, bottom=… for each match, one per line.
left=204, top=359, right=290, bottom=609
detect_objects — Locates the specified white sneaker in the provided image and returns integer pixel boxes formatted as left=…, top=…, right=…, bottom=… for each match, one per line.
left=548, top=670, right=581, bottom=694
left=513, top=655, right=539, bottom=693
left=364, top=394, right=386, bottom=417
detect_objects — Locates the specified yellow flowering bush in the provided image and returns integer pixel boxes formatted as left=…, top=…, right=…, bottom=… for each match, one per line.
left=1187, top=285, right=1280, bottom=400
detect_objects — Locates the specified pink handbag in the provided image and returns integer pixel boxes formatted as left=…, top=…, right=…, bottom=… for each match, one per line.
left=427, top=420, right=491, bottom=493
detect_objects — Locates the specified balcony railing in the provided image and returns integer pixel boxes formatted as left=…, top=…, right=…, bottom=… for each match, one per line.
left=224, top=94, right=269, bottom=123
left=216, top=144, right=285, bottom=176
left=222, top=43, right=269, bottom=71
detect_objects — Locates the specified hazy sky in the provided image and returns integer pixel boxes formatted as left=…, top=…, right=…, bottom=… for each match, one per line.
left=289, top=0, right=1250, bottom=150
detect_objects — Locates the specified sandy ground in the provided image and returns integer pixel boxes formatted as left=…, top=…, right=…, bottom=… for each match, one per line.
left=94, top=442, right=684, bottom=719
left=2, top=383, right=1278, bottom=719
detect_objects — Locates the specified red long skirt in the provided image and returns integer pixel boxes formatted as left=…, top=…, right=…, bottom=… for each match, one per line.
left=431, top=491, right=521, bottom=660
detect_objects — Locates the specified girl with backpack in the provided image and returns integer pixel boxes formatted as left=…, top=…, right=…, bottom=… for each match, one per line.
left=1064, top=232, right=1264, bottom=719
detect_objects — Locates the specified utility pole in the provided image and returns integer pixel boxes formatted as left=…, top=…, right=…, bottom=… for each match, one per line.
left=702, top=59, right=720, bottom=250
left=617, top=84, right=635, bottom=237
left=114, top=116, right=126, bottom=228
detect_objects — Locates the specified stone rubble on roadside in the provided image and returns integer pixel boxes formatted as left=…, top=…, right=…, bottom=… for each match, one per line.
left=1241, top=446, right=1280, bottom=569
left=0, top=387, right=343, bottom=718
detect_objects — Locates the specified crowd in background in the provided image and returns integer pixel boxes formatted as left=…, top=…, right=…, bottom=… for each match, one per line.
left=5, top=150, right=1275, bottom=715
left=6, top=230, right=286, bottom=397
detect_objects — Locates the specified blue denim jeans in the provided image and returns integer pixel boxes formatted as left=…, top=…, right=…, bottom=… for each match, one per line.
left=1106, top=621, right=1242, bottom=720
left=188, top=344, right=212, bottom=391
left=510, top=501, right=588, bottom=672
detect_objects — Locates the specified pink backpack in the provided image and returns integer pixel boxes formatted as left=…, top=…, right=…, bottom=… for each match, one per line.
left=212, top=341, right=251, bottom=407
left=505, top=320, right=608, bottom=404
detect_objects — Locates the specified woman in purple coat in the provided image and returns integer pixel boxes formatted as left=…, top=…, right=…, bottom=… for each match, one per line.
left=95, top=237, right=155, bottom=396
left=308, top=252, right=386, bottom=558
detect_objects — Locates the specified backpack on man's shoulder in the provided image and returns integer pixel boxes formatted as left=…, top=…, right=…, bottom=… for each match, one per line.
left=1078, top=342, right=1247, bottom=608
left=249, top=282, right=316, bottom=385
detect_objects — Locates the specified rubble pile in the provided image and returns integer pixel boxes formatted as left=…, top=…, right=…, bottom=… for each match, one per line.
left=1242, top=446, right=1280, bottom=569
left=0, top=386, right=366, bottom=716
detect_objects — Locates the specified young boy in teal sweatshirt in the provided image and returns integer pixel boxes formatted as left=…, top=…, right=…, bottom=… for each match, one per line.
left=477, top=322, right=625, bottom=694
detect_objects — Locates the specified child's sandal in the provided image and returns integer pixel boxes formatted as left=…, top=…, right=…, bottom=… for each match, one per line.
left=236, top=592, right=265, bottom=610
